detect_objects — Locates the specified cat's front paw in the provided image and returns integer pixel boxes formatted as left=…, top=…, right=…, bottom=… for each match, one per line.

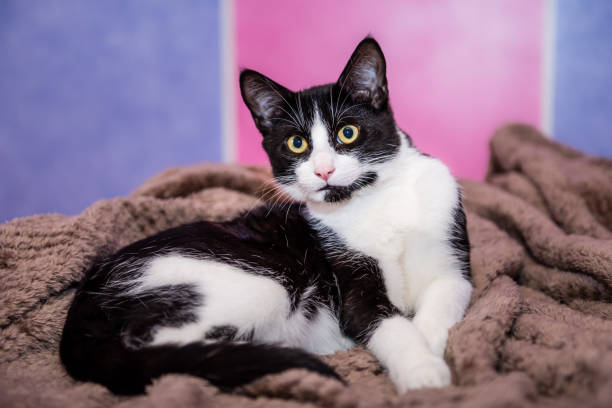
left=413, top=319, right=448, bottom=358
left=391, top=355, right=451, bottom=393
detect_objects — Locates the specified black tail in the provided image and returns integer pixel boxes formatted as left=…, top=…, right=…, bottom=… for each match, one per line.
left=60, top=329, right=340, bottom=395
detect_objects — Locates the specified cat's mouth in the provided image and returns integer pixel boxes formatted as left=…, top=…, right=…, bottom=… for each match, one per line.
left=317, top=171, right=378, bottom=203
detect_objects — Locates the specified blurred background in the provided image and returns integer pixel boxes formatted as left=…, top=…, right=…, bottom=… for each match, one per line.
left=1, top=0, right=611, bottom=222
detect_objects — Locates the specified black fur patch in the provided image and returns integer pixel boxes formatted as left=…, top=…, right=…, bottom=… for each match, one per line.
left=112, top=284, right=202, bottom=349
left=205, top=325, right=238, bottom=341
left=312, top=224, right=402, bottom=343
left=62, top=333, right=340, bottom=395
left=449, top=195, right=471, bottom=281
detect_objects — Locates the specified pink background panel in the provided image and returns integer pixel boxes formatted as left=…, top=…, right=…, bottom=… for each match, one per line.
left=235, top=0, right=543, bottom=180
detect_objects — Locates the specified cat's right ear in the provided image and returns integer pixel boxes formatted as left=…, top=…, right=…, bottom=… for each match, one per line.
left=337, top=37, right=388, bottom=109
left=240, top=69, right=293, bottom=134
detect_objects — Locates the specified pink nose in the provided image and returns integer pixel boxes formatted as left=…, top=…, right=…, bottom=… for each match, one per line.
left=315, top=168, right=335, bottom=182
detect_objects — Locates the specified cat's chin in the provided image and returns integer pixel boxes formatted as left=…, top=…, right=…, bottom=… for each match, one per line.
left=288, top=186, right=327, bottom=203
left=277, top=183, right=334, bottom=204
left=307, top=192, right=329, bottom=203
left=321, top=171, right=379, bottom=204
left=278, top=171, right=379, bottom=205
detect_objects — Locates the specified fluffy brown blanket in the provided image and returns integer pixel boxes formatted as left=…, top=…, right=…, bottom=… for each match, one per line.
left=1, top=124, right=611, bottom=408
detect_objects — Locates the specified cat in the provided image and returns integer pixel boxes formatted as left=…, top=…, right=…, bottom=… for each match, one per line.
left=60, top=37, right=472, bottom=395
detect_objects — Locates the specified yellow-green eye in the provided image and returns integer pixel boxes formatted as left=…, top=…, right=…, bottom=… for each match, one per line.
left=337, top=125, right=359, bottom=144
left=287, top=135, right=308, bottom=153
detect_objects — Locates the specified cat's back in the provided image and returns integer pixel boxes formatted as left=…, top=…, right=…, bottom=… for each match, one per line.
left=80, top=202, right=327, bottom=290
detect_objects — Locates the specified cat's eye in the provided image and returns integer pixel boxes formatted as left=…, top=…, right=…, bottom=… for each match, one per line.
left=287, top=135, right=308, bottom=154
left=337, top=125, right=359, bottom=144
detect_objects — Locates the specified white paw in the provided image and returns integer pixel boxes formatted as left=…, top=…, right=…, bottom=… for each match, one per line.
left=391, top=355, right=451, bottom=393
left=413, top=319, right=448, bottom=357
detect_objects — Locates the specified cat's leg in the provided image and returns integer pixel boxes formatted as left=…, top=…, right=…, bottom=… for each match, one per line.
left=131, top=253, right=349, bottom=355
left=412, top=273, right=472, bottom=357
left=402, top=237, right=473, bottom=358
left=64, top=253, right=341, bottom=394
left=336, top=260, right=451, bottom=392
left=135, top=254, right=302, bottom=346
left=402, top=227, right=472, bottom=357
left=368, top=315, right=451, bottom=391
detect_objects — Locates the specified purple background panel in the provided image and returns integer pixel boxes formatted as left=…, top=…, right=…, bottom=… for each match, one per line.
left=0, top=0, right=221, bottom=222
left=553, top=0, right=612, bottom=157
left=235, top=0, right=543, bottom=180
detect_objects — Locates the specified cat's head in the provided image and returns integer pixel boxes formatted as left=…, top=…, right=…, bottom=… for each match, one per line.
left=240, top=37, right=402, bottom=204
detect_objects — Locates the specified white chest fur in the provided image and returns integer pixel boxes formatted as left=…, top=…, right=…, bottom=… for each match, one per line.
left=307, top=143, right=460, bottom=313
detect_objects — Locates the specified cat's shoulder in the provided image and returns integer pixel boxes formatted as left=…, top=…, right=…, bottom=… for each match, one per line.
left=392, top=147, right=459, bottom=200
left=229, top=202, right=318, bottom=242
left=236, top=202, right=307, bottom=227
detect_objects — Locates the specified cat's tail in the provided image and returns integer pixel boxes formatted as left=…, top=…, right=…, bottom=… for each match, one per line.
left=60, top=330, right=341, bottom=395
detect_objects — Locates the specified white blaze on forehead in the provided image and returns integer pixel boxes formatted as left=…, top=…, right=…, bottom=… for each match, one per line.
left=310, top=107, right=335, bottom=170
left=310, top=108, right=331, bottom=151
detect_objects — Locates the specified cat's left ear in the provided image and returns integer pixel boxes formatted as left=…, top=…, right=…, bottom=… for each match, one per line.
left=337, top=37, right=388, bottom=109
left=240, top=69, right=294, bottom=134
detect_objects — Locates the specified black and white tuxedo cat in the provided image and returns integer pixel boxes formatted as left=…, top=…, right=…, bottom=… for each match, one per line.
left=60, top=37, right=472, bottom=395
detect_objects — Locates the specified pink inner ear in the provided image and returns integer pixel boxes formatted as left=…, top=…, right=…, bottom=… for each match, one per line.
left=235, top=0, right=543, bottom=180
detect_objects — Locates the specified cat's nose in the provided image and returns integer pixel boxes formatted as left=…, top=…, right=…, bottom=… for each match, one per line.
left=315, top=167, right=335, bottom=182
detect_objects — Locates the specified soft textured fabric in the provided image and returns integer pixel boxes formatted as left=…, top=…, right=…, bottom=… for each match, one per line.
left=1, top=124, right=611, bottom=408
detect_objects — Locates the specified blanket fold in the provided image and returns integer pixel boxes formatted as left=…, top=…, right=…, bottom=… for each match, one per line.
left=1, top=124, right=611, bottom=407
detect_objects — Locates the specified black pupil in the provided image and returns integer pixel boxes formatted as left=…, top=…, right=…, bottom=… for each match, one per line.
left=292, top=137, right=303, bottom=148
left=343, top=127, right=354, bottom=139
